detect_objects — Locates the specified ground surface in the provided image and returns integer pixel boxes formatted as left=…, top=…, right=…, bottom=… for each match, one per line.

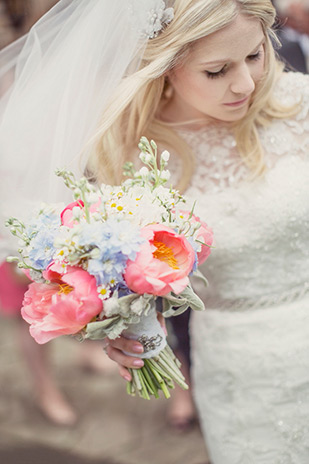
left=0, top=316, right=209, bottom=464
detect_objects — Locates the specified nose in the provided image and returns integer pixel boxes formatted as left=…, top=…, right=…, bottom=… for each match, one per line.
left=230, top=64, right=255, bottom=96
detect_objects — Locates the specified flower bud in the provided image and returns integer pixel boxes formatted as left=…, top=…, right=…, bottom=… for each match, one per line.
left=161, top=170, right=171, bottom=181
left=161, top=150, right=170, bottom=162
left=139, top=167, right=149, bottom=177
left=6, top=256, right=19, bottom=263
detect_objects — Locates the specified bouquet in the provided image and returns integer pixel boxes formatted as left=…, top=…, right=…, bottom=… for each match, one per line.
left=6, top=137, right=213, bottom=400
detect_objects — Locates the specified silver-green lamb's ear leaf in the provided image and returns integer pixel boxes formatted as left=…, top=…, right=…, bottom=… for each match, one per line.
left=179, top=285, right=205, bottom=311
left=104, top=293, right=155, bottom=319
left=161, top=285, right=205, bottom=317
left=161, top=292, right=189, bottom=317
left=162, top=303, right=190, bottom=318
left=192, top=269, right=209, bottom=287
left=84, top=315, right=121, bottom=340
left=162, top=292, right=188, bottom=307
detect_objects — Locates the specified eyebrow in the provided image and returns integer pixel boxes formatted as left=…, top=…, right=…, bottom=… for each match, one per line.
left=198, top=38, right=265, bottom=67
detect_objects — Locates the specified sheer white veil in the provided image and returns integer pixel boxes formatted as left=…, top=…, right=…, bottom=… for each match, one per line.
left=0, top=0, right=171, bottom=258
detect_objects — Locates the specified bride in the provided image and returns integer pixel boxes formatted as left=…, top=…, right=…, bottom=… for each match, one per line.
left=1, top=1, right=308, bottom=462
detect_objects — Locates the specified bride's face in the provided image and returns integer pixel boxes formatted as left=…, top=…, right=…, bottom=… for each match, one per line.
left=167, top=14, right=266, bottom=124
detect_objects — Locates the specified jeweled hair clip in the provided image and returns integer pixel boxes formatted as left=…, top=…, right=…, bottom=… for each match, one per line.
left=144, top=1, right=174, bottom=39
left=129, top=0, right=174, bottom=40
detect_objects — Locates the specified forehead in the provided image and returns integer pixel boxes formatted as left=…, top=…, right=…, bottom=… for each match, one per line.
left=188, top=14, right=264, bottom=64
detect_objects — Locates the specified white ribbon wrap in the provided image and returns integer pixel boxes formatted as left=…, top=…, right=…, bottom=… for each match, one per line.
left=123, top=305, right=167, bottom=359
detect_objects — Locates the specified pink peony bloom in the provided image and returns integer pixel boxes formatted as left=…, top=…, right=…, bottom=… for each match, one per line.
left=179, top=210, right=213, bottom=265
left=124, top=224, right=195, bottom=296
left=61, top=199, right=101, bottom=227
left=61, top=200, right=84, bottom=227
left=21, top=263, right=102, bottom=344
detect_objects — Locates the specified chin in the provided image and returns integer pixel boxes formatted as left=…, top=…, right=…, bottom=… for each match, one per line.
left=217, top=106, right=249, bottom=122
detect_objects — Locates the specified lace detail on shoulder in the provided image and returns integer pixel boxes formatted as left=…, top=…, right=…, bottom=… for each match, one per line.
left=171, top=72, right=309, bottom=196
left=273, top=72, right=309, bottom=122
left=174, top=125, right=250, bottom=194
left=259, top=72, right=309, bottom=162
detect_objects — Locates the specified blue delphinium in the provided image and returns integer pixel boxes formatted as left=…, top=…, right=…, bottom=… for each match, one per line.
left=27, top=211, right=61, bottom=270
left=187, top=236, right=199, bottom=273
left=78, top=218, right=144, bottom=286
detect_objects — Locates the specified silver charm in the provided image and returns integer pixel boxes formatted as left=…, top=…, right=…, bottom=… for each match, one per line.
left=138, top=333, right=163, bottom=352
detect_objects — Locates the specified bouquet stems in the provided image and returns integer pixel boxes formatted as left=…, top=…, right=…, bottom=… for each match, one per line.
left=126, top=344, right=188, bottom=400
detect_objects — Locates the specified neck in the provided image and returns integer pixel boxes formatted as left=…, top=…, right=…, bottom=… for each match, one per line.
left=158, top=97, right=233, bottom=131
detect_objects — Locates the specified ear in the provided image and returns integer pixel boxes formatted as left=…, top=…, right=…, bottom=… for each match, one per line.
left=163, top=75, right=174, bottom=99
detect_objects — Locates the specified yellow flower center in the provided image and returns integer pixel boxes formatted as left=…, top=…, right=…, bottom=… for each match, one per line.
left=153, top=240, right=179, bottom=270
left=58, top=283, right=73, bottom=295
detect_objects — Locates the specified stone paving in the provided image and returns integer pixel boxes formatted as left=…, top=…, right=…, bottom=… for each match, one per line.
left=0, top=316, right=209, bottom=464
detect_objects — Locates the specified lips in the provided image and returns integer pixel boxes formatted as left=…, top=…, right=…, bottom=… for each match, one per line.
left=224, top=96, right=250, bottom=107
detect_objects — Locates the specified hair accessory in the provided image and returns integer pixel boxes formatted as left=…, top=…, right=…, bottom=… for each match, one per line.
left=144, top=1, right=174, bottom=39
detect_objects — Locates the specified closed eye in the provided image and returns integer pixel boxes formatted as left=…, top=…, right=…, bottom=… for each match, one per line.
left=247, top=51, right=262, bottom=61
left=205, top=65, right=228, bottom=79
left=205, top=49, right=262, bottom=79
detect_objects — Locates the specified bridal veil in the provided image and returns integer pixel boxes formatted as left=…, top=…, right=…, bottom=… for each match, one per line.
left=0, top=0, right=172, bottom=258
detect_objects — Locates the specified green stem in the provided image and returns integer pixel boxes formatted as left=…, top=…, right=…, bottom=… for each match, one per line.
left=142, top=366, right=159, bottom=398
left=125, top=345, right=188, bottom=400
left=132, top=368, right=142, bottom=392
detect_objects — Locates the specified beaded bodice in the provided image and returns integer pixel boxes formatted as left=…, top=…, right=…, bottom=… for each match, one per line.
left=175, top=72, right=309, bottom=306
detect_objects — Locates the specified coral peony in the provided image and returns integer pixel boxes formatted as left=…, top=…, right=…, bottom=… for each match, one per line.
left=21, top=263, right=102, bottom=344
left=124, top=224, right=195, bottom=296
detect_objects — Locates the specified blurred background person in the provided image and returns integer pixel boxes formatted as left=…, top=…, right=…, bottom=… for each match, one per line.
left=0, top=0, right=78, bottom=426
left=274, top=0, right=309, bottom=73
left=1, top=0, right=57, bottom=38
left=0, top=1, right=15, bottom=48
left=0, top=261, right=78, bottom=425
left=0, top=1, right=116, bottom=427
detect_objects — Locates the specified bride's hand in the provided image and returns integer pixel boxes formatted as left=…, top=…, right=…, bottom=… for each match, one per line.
left=104, top=312, right=167, bottom=382
left=105, top=336, right=144, bottom=381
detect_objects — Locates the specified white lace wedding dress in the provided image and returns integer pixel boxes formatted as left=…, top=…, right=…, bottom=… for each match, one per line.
left=181, top=72, right=309, bottom=464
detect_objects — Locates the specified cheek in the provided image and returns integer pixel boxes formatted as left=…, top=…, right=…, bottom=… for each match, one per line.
left=184, top=76, right=221, bottom=105
left=170, top=70, right=212, bottom=101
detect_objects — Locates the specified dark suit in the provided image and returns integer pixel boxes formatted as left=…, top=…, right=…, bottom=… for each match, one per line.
left=277, top=29, right=308, bottom=74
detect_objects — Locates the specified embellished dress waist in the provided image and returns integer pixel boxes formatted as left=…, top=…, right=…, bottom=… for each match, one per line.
left=204, top=281, right=309, bottom=312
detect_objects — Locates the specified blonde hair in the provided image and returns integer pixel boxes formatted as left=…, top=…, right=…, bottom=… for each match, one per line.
left=87, top=0, right=296, bottom=191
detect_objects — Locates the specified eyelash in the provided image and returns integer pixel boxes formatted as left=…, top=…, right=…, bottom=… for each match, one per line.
left=205, top=51, right=262, bottom=79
